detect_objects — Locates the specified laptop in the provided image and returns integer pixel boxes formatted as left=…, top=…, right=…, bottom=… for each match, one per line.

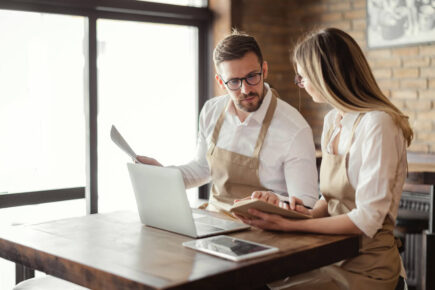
left=127, top=163, right=250, bottom=238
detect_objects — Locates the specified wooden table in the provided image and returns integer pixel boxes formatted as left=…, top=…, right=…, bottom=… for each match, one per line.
left=0, top=210, right=359, bottom=290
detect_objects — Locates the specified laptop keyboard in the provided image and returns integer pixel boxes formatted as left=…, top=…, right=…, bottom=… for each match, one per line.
left=195, top=222, right=224, bottom=235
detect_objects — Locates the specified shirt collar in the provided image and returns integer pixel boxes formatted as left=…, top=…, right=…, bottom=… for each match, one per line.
left=336, top=110, right=360, bottom=129
left=226, top=82, right=272, bottom=126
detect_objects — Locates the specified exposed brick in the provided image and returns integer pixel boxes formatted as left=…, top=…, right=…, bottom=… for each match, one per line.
left=358, top=40, right=367, bottom=50
left=233, top=0, right=435, bottom=154
left=353, top=0, right=366, bottom=9
left=377, top=79, right=400, bottom=90
left=392, top=47, right=419, bottom=56
left=344, top=9, right=365, bottom=20
left=373, top=68, right=392, bottom=79
left=403, top=57, right=430, bottom=68
left=419, top=90, right=434, bottom=99
left=381, top=88, right=391, bottom=98
left=352, top=19, right=366, bottom=30
left=289, top=5, right=326, bottom=17
left=320, top=12, right=343, bottom=22
left=417, top=132, right=435, bottom=143
left=372, top=58, right=401, bottom=68
left=391, top=99, right=405, bottom=109
left=393, top=68, right=419, bottom=78
left=329, top=2, right=351, bottom=11
left=400, top=79, right=428, bottom=89
left=348, top=30, right=365, bottom=42
left=421, top=68, right=435, bottom=78
left=409, top=142, right=430, bottom=153
left=418, top=111, right=435, bottom=120
left=402, top=110, right=416, bottom=120
left=406, top=100, right=432, bottom=111
left=329, top=21, right=352, bottom=31
left=391, top=90, right=418, bottom=99
left=412, top=119, right=433, bottom=131
left=367, top=49, right=392, bottom=59
left=420, top=45, right=435, bottom=56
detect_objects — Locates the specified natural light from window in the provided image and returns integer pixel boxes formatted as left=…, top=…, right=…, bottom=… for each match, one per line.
left=97, top=19, right=199, bottom=213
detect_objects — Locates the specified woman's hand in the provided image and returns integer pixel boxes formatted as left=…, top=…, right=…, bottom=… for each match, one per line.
left=236, top=209, right=296, bottom=232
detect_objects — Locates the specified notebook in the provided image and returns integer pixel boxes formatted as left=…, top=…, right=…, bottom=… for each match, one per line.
left=127, top=163, right=250, bottom=238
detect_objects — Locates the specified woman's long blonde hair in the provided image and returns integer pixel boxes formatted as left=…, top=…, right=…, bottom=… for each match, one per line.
left=293, top=27, right=413, bottom=146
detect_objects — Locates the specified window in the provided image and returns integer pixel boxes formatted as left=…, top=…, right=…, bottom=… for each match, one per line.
left=0, top=10, right=86, bottom=194
left=0, top=0, right=211, bottom=286
left=97, top=20, right=199, bottom=212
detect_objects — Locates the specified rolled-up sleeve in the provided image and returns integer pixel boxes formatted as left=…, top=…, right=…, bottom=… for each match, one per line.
left=347, top=115, right=400, bottom=238
left=284, top=126, right=319, bottom=208
left=174, top=106, right=211, bottom=189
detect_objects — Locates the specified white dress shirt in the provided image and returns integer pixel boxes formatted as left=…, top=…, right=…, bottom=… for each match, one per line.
left=176, top=83, right=319, bottom=208
left=322, top=109, right=407, bottom=238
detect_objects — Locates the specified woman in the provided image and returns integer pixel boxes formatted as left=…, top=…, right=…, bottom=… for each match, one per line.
left=236, top=27, right=413, bottom=290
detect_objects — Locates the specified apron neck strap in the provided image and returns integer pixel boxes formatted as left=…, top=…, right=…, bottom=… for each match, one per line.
left=253, top=89, right=278, bottom=158
left=210, top=89, right=278, bottom=158
left=210, top=102, right=230, bottom=146
left=344, top=113, right=365, bottom=154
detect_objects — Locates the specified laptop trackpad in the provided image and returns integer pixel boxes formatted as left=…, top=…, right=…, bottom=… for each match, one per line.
left=195, top=222, right=224, bottom=234
left=194, top=214, right=243, bottom=229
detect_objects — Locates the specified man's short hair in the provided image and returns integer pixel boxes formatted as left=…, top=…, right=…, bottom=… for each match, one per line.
left=213, top=29, right=263, bottom=68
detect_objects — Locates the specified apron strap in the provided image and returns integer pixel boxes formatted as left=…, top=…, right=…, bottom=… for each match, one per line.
left=210, top=101, right=230, bottom=152
left=344, top=113, right=365, bottom=154
left=253, top=90, right=278, bottom=158
left=210, top=89, right=278, bottom=159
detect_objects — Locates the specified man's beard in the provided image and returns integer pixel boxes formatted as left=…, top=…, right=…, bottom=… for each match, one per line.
left=236, top=91, right=265, bottom=112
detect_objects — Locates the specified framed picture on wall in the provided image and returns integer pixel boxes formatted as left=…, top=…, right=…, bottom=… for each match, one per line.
left=367, top=0, right=435, bottom=48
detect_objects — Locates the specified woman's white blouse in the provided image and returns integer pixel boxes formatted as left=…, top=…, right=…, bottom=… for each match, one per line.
left=322, top=109, right=407, bottom=238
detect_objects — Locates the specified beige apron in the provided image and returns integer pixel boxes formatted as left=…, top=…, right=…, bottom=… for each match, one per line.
left=204, top=90, right=278, bottom=214
left=270, top=113, right=403, bottom=290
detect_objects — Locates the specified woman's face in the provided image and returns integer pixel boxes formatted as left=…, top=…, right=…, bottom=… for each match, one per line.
left=296, top=63, right=325, bottom=103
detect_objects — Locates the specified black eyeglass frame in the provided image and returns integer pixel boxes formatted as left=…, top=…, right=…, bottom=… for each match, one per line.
left=220, top=66, right=263, bottom=91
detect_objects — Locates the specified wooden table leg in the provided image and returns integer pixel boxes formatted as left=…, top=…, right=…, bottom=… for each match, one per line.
left=15, top=263, right=35, bottom=285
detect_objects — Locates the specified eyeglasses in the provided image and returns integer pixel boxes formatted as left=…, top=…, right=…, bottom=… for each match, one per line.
left=294, top=74, right=305, bottom=88
left=221, top=69, right=263, bottom=91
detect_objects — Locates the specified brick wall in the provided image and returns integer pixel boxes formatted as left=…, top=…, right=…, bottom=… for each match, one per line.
left=211, top=0, right=435, bottom=153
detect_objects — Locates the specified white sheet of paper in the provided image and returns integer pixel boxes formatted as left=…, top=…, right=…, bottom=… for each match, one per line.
left=110, top=125, right=140, bottom=163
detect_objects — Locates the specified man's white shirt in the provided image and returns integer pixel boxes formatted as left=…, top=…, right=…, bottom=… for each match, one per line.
left=175, top=83, right=318, bottom=208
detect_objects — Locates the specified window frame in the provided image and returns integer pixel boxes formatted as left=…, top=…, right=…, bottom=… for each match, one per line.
left=0, top=0, right=213, bottom=214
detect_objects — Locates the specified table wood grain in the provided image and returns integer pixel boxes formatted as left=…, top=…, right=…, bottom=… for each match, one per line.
left=0, top=211, right=359, bottom=290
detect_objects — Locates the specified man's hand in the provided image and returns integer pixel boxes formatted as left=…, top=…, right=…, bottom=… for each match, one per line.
left=250, top=191, right=280, bottom=206
left=234, top=191, right=289, bottom=209
left=136, top=155, right=163, bottom=167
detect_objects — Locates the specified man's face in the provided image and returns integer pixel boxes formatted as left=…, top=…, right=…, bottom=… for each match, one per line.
left=216, top=52, right=268, bottom=113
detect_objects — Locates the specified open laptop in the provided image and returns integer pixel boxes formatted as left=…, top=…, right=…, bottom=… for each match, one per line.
left=127, top=163, right=250, bottom=238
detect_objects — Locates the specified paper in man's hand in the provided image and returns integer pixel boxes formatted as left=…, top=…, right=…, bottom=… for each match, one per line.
left=110, top=125, right=140, bottom=163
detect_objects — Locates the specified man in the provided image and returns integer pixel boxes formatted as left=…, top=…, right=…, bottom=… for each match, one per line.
left=138, top=30, right=318, bottom=212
